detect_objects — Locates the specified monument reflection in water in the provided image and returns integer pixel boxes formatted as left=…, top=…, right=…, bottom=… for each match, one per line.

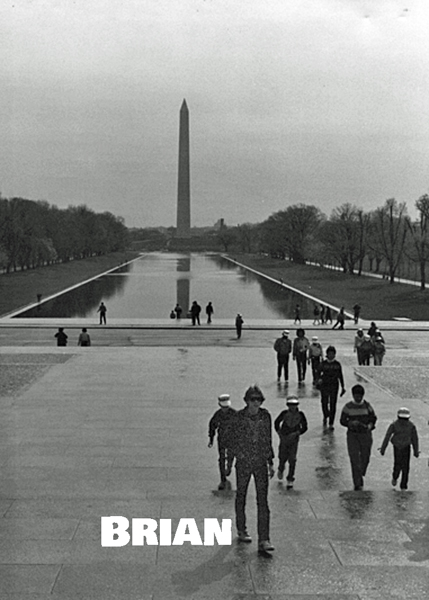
left=15, top=253, right=315, bottom=320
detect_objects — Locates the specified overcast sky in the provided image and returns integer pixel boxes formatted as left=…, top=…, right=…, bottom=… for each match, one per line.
left=1, top=0, right=428, bottom=228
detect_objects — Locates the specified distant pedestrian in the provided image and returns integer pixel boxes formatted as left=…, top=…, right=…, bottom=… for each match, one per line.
left=235, top=314, right=244, bottom=339
left=373, top=336, right=386, bottom=366
left=360, top=334, right=373, bottom=365
left=353, top=328, right=365, bottom=365
left=208, top=394, right=236, bottom=490
left=378, top=407, right=420, bottom=491
left=273, top=330, right=292, bottom=383
left=320, top=305, right=326, bottom=324
left=190, top=301, right=201, bottom=326
left=367, top=322, right=378, bottom=339
left=174, top=303, right=183, bottom=319
left=78, top=328, right=91, bottom=347
left=294, top=304, right=301, bottom=324
left=169, top=309, right=176, bottom=319
left=274, top=395, right=308, bottom=489
left=230, top=385, right=275, bottom=553
left=313, top=304, right=321, bottom=325
left=206, top=302, right=214, bottom=324
left=55, top=327, right=68, bottom=347
left=317, top=345, right=345, bottom=429
left=340, top=384, right=377, bottom=491
left=325, top=306, right=332, bottom=324
left=36, top=293, right=42, bottom=303
left=353, top=304, right=361, bottom=324
left=308, top=336, right=323, bottom=385
left=292, top=328, right=309, bottom=384
left=97, top=302, right=107, bottom=325
left=332, top=307, right=345, bottom=330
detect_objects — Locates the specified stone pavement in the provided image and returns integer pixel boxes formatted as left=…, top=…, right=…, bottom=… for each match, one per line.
left=0, top=324, right=428, bottom=599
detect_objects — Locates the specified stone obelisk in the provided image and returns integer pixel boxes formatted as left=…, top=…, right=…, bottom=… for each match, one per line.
left=176, top=99, right=191, bottom=238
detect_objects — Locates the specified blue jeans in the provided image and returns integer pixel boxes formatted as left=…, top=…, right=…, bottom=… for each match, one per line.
left=235, top=461, right=270, bottom=541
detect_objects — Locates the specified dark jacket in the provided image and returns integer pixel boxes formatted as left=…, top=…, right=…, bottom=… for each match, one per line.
left=380, top=419, right=419, bottom=455
left=274, top=337, right=292, bottom=356
left=317, top=359, right=344, bottom=389
left=208, top=407, right=236, bottom=446
left=274, top=409, right=308, bottom=444
left=230, top=407, right=274, bottom=468
left=340, top=400, right=377, bottom=433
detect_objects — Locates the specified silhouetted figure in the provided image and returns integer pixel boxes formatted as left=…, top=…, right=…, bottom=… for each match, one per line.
left=235, top=314, right=244, bottom=339
left=292, top=328, right=309, bottom=384
left=273, top=330, right=292, bottom=383
left=97, top=302, right=107, bottom=325
left=208, top=394, right=236, bottom=490
left=332, top=307, right=345, bottom=330
left=353, top=304, right=361, bottom=324
left=206, top=302, right=214, bottom=324
left=78, top=328, right=91, bottom=347
left=320, top=305, right=326, bottom=324
left=174, top=303, right=183, bottom=319
left=325, top=306, right=332, bottom=324
left=170, top=310, right=176, bottom=319
left=55, top=327, right=68, bottom=347
left=36, top=293, right=42, bottom=303
left=190, top=301, right=201, bottom=326
left=354, top=329, right=365, bottom=365
left=294, top=304, right=301, bottom=324
left=317, top=345, right=346, bottom=429
left=313, top=304, right=320, bottom=325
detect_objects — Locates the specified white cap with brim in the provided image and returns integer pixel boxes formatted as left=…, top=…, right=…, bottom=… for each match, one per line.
left=218, top=394, right=231, bottom=407
left=312, top=336, right=318, bottom=341
left=282, top=330, right=290, bottom=335
left=397, top=407, right=410, bottom=419
left=286, top=395, right=299, bottom=405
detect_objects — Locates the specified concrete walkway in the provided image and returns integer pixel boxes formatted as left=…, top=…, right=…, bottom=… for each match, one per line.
left=0, top=325, right=428, bottom=599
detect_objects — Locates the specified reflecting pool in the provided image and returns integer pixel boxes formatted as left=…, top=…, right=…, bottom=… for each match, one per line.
left=16, top=253, right=316, bottom=320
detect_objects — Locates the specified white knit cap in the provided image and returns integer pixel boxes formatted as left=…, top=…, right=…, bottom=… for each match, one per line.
left=218, top=394, right=231, bottom=407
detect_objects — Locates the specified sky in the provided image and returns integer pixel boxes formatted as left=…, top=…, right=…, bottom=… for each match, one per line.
left=1, top=0, right=428, bottom=228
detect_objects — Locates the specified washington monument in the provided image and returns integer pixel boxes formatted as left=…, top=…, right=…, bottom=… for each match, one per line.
left=176, top=99, right=191, bottom=238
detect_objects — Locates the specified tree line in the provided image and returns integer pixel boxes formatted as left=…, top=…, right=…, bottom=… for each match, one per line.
left=0, top=196, right=128, bottom=273
left=217, top=195, right=429, bottom=290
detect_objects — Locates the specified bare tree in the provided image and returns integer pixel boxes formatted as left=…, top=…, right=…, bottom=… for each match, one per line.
left=405, top=194, right=429, bottom=290
left=369, top=199, right=408, bottom=284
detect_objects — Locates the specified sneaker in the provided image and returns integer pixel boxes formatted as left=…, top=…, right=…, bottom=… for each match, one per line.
left=277, top=469, right=284, bottom=480
left=329, top=425, right=335, bottom=431
left=218, top=482, right=226, bottom=490
left=391, top=478, right=397, bottom=487
left=354, top=485, right=363, bottom=491
left=237, top=531, right=252, bottom=543
left=258, top=540, right=275, bottom=552
left=400, top=485, right=408, bottom=491
left=286, top=481, right=294, bottom=489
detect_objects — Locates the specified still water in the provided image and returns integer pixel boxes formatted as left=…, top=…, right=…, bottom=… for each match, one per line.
left=17, top=253, right=315, bottom=320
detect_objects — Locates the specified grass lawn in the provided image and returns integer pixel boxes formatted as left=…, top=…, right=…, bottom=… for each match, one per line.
left=233, top=254, right=429, bottom=321
left=0, top=251, right=140, bottom=317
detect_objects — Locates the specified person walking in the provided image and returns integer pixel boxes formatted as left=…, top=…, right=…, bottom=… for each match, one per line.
left=373, top=336, right=386, bottom=365
left=190, top=301, right=201, bottom=326
left=292, top=328, right=310, bottom=384
left=332, top=307, right=345, bottom=330
left=273, top=330, right=292, bottom=383
left=320, top=304, right=326, bottom=324
left=313, top=304, right=321, bottom=325
left=317, top=345, right=346, bottom=429
left=230, top=386, right=275, bottom=553
left=97, top=302, right=107, bottom=325
left=353, top=329, right=365, bottom=365
left=294, top=304, right=301, bottom=325
left=235, top=314, right=244, bottom=339
left=274, top=395, right=308, bottom=489
left=78, top=328, right=91, bottom=347
left=205, top=302, right=214, bottom=324
left=378, top=407, right=420, bottom=491
left=54, top=327, right=68, bottom=347
left=340, top=384, right=377, bottom=491
left=208, top=394, right=236, bottom=490
left=360, top=334, right=373, bottom=365
left=325, top=305, right=332, bottom=324
left=353, top=304, right=361, bottom=324
left=308, top=336, right=323, bottom=385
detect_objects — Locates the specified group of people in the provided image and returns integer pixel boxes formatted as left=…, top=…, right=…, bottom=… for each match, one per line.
left=170, top=301, right=214, bottom=325
left=55, top=327, right=91, bottom=346
left=296, top=303, right=362, bottom=330
left=354, top=322, right=386, bottom=365
left=208, top=384, right=420, bottom=553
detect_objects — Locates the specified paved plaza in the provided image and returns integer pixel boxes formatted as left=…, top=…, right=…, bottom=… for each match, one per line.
left=0, top=321, right=428, bottom=599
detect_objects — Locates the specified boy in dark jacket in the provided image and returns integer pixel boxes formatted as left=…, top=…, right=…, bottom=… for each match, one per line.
left=340, top=384, right=377, bottom=490
left=379, top=407, right=419, bottom=490
left=230, top=385, right=275, bottom=553
left=274, top=395, right=308, bottom=489
left=273, top=330, right=292, bottom=383
left=317, top=345, right=346, bottom=429
left=208, top=394, right=236, bottom=490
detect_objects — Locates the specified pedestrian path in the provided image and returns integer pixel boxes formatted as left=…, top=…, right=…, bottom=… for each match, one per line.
left=0, top=331, right=428, bottom=598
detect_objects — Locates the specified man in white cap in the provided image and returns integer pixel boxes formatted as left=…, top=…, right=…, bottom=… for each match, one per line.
left=308, top=336, right=323, bottom=385
left=208, top=394, right=236, bottom=490
left=274, top=395, right=308, bottom=489
left=273, top=330, right=292, bottom=383
left=379, top=407, right=419, bottom=491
